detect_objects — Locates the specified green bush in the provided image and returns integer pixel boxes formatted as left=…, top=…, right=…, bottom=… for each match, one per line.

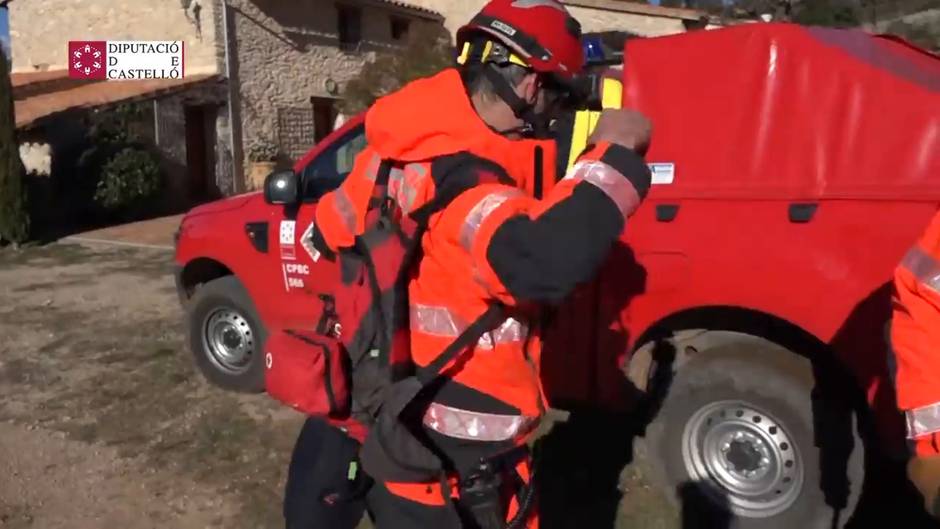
left=792, top=0, right=861, bottom=27
left=93, top=147, right=162, bottom=211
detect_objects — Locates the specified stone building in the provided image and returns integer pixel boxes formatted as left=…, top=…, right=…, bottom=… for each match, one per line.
left=225, top=0, right=442, bottom=176
left=7, top=0, right=443, bottom=206
left=8, top=0, right=221, bottom=75
left=9, top=0, right=227, bottom=208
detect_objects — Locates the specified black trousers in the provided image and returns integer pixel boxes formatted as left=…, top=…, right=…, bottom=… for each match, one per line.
left=367, top=481, right=466, bottom=529
left=365, top=443, right=535, bottom=529
left=284, top=418, right=533, bottom=529
left=283, top=417, right=371, bottom=529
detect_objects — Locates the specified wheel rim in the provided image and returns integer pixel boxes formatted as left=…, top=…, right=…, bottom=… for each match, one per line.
left=201, top=307, right=255, bottom=375
left=682, top=400, right=804, bottom=518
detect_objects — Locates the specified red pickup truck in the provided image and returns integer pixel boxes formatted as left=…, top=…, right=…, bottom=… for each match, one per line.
left=173, top=24, right=939, bottom=528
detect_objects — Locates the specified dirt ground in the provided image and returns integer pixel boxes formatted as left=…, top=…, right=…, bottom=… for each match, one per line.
left=0, top=243, right=305, bottom=529
left=0, top=242, right=677, bottom=529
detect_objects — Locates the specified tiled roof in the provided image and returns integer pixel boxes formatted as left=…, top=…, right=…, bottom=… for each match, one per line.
left=12, top=70, right=70, bottom=87
left=13, top=71, right=219, bottom=129
left=12, top=70, right=71, bottom=90
left=371, top=0, right=444, bottom=20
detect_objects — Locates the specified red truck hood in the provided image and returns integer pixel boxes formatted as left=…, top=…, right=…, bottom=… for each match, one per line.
left=185, top=192, right=260, bottom=219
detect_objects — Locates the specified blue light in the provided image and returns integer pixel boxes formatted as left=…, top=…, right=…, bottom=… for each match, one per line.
left=582, top=36, right=605, bottom=62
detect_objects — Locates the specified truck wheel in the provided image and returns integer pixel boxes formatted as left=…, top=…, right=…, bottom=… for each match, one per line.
left=186, top=276, right=266, bottom=393
left=645, top=342, right=863, bottom=529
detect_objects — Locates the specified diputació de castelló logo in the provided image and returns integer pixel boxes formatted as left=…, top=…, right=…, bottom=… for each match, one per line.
left=68, top=41, right=108, bottom=80
left=68, top=41, right=185, bottom=80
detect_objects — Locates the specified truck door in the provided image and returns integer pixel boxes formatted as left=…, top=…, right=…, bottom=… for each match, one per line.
left=272, top=124, right=367, bottom=330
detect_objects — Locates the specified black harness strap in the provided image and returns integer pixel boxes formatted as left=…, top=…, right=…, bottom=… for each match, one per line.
left=416, top=304, right=505, bottom=386
left=375, top=159, right=393, bottom=188
left=351, top=160, right=395, bottom=359
left=481, top=66, right=551, bottom=138
left=533, top=145, right=544, bottom=199
left=374, top=159, right=395, bottom=216
left=483, top=66, right=534, bottom=120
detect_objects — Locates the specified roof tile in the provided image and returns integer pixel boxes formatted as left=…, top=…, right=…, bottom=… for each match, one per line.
left=14, top=71, right=219, bottom=129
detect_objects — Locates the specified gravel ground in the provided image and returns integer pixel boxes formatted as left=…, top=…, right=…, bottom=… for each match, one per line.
left=0, top=241, right=680, bottom=529
left=4, top=241, right=937, bottom=529
left=0, top=243, right=305, bottom=529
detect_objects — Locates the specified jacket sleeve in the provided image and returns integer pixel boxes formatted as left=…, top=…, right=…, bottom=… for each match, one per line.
left=314, top=148, right=383, bottom=253
left=450, top=142, right=651, bottom=307
left=891, top=212, right=940, bottom=451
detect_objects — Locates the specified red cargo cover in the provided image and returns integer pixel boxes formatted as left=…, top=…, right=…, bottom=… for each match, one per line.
left=622, top=23, right=940, bottom=201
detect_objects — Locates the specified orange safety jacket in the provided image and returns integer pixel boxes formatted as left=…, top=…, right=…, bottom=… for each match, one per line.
left=315, top=69, right=650, bottom=513
left=316, top=69, right=560, bottom=422
left=892, top=210, right=940, bottom=456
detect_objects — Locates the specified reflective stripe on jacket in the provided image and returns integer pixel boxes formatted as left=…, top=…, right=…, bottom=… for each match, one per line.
left=891, top=210, right=940, bottom=454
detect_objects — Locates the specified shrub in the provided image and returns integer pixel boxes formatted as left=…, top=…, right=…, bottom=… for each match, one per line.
left=68, top=102, right=159, bottom=223
left=791, top=0, right=860, bottom=28
left=94, top=147, right=162, bottom=211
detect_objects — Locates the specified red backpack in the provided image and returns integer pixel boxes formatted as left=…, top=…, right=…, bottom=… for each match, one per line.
left=263, top=327, right=348, bottom=417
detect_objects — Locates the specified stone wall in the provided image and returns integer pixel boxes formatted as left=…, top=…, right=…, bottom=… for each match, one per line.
left=8, top=0, right=220, bottom=75
left=228, top=0, right=439, bottom=175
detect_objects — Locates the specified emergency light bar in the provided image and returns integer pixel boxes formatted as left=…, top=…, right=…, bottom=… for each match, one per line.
left=581, top=34, right=624, bottom=67
left=583, top=36, right=606, bottom=62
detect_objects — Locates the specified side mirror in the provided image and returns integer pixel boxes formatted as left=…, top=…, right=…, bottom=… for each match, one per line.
left=264, top=170, right=299, bottom=205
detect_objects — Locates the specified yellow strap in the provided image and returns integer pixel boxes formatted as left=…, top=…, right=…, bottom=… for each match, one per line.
left=565, top=78, right=624, bottom=173
left=507, top=53, right=528, bottom=68
left=566, top=111, right=593, bottom=172
left=481, top=41, right=495, bottom=63
left=457, top=41, right=529, bottom=68
left=601, top=77, right=623, bottom=110
left=457, top=42, right=471, bottom=65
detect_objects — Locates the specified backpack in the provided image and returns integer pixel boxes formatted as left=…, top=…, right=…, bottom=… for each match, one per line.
left=266, top=156, right=506, bottom=481
left=264, top=328, right=350, bottom=419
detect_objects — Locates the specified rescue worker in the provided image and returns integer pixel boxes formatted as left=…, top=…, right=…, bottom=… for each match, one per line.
left=891, top=210, right=940, bottom=517
left=314, top=0, right=653, bottom=527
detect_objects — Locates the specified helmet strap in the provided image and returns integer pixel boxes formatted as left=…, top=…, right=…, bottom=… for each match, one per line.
left=482, top=66, right=550, bottom=138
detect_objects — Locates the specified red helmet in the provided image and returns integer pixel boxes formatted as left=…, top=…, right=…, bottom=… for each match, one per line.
left=456, top=0, right=585, bottom=81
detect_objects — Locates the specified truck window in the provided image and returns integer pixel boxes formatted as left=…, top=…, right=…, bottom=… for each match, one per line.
left=300, top=125, right=367, bottom=201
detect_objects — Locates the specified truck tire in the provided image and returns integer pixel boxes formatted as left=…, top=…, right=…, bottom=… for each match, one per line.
left=644, top=342, right=864, bottom=529
left=186, top=276, right=266, bottom=393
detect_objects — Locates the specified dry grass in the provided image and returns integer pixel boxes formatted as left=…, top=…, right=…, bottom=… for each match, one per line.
left=0, top=242, right=680, bottom=529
